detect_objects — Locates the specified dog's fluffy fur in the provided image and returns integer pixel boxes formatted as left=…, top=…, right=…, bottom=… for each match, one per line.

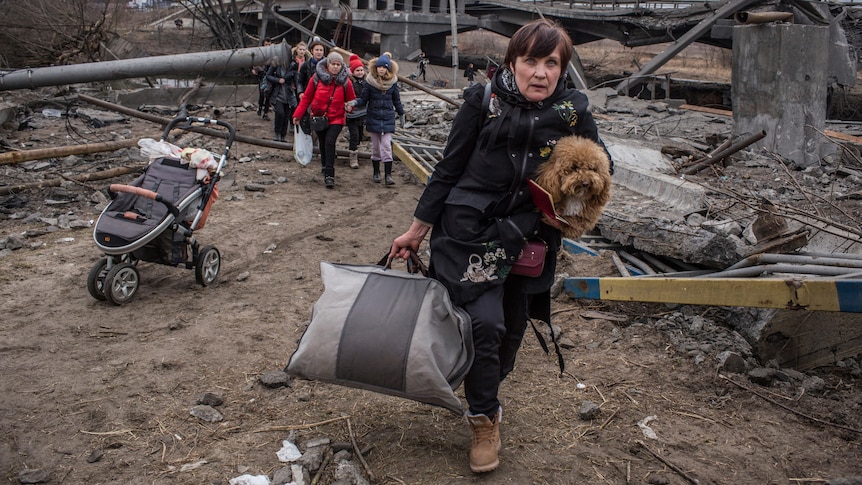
left=533, top=135, right=612, bottom=240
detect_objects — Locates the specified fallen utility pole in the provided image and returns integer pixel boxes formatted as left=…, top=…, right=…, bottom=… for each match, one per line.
left=0, top=166, right=141, bottom=196
left=0, top=43, right=289, bottom=91
left=0, top=139, right=138, bottom=166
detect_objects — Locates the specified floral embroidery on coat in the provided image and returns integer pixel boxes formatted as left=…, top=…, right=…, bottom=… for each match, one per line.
left=553, top=100, right=579, bottom=127
left=460, top=242, right=510, bottom=282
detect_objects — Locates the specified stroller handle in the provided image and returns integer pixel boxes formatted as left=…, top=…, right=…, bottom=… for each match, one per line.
left=160, top=116, right=237, bottom=146
left=109, top=184, right=181, bottom=218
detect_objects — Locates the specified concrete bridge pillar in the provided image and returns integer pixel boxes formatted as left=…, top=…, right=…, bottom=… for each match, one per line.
left=381, top=32, right=422, bottom=59
left=732, top=24, right=833, bottom=167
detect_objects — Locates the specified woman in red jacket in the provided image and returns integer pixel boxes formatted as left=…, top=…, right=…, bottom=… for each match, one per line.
left=293, top=52, right=356, bottom=189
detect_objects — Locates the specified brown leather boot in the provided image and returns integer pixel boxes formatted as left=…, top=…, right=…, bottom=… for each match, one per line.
left=466, top=409, right=501, bottom=473
left=349, top=150, right=359, bottom=169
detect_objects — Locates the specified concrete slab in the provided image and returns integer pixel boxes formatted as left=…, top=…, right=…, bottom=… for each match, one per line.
left=604, top=135, right=706, bottom=216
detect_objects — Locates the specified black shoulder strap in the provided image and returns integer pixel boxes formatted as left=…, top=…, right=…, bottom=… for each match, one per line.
left=477, top=82, right=492, bottom=133
left=482, top=82, right=492, bottom=115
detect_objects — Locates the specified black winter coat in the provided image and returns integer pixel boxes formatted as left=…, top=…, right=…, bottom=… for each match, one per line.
left=414, top=67, right=609, bottom=305
left=354, top=73, right=404, bottom=134
left=296, top=58, right=320, bottom=97
left=266, top=65, right=297, bottom=106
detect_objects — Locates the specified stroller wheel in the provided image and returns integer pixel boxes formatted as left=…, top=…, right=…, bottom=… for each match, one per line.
left=87, top=260, right=109, bottom=301
left=195, top=245, right=220, bottom=286
left=104, top=262, right=140, bottom=306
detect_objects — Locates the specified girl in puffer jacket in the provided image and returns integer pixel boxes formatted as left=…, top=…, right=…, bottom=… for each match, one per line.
left=349, top=52, right=405, bottom=185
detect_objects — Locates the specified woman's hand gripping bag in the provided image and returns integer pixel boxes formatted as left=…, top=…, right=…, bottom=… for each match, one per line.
left=285, top=259, right=473, bottom=413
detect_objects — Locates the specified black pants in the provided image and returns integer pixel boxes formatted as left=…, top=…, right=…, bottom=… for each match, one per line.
left=461, top=276, right=530, bottom=418
left=272, top=101, right=291, bottom=139
left=346, top=117, right=365, bottom=151
left=318, top=124, right=343, bottom=177
left=258, top=89, right=271, bottom=115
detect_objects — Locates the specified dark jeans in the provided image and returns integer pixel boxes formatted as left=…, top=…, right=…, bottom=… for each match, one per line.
left=272, top=101, right=291, bottom=139
left=346, top=117, right=365, bottom=151
left=318, top=124, right=343, bottom=177
left=461, top=276, right=529, bottom=417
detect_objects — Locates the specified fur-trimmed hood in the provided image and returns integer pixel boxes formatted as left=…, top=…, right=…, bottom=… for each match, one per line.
left=315, top=57, right=351, bottom=86
left=366, top=54, right=399, bottom=91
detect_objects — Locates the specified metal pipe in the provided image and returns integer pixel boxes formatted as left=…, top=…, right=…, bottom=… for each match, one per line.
left=800, top=251, right=862, bottom=261
left=639, top=253, right=677, bottom=273
left=725, top=253, right=862, bottom=271
left=619, top=250, right=657, bottom=275
left=734, top=11, right=794, bottom=24
left=0, top=43, right=290, bottom=91
left=696, top=263, right=862, bottom=278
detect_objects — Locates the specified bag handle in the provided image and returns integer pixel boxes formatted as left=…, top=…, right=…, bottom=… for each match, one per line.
left=376, top=249, right=428, bottom=276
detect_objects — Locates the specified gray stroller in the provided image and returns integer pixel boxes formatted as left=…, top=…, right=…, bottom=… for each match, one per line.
left=87, top=116, right=234, bottom=305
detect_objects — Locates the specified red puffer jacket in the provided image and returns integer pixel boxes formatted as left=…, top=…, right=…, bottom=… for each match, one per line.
left=292, top=59, right=356, bottom=126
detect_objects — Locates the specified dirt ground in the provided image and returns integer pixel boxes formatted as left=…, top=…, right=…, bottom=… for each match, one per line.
left=1, top=17, right=861, bottom=485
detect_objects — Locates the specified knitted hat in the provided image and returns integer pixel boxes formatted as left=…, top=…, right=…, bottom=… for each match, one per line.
left=326, top=51, right=344, bottom=64
left=375, top=52, right=392, bottom=71
left=349, top=54, right=364, bottom=74
left=308, top=36, right=325, bottom=51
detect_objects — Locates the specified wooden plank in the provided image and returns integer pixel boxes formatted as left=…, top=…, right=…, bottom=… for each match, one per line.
left=564, top=277, right=862, bottom=313
left=680, top=104, right=732, bottom=117
left=392, top=141, right=431, bottom=184
left=824, top=130, right=862, bottom=145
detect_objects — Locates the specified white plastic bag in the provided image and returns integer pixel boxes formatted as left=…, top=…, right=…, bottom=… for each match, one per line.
left=293, top=125, right=313, bottom=166
left=138, top=138, right=182, bottom=162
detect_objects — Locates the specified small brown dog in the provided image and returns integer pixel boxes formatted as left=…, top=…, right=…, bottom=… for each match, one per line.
left=533, top=135, right=612, bottom=240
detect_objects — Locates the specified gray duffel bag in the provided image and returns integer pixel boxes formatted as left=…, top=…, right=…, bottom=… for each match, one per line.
left=286, top=255, right=473, bottom=413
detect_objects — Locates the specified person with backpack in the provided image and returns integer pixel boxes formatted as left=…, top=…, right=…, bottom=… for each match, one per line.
left=292, top=51, right=356, bottom=188
left=266, top=55, right=297, bottom=142
left=388, top=19, right=611, bottom=473
left=348, top=52, right=404, bottom=185
left=346, top=54, right=367, bottom=170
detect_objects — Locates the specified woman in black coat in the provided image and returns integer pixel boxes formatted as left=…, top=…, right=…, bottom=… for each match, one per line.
left=390, top=19, right=611, bottom=474
left=266, top=56, right=297, bottom=142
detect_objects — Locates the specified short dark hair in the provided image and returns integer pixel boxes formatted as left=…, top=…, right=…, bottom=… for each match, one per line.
left=503, top=19, right=573, bottom=69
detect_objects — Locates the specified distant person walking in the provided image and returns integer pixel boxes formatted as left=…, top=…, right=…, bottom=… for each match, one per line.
left=349, top=52, right=404, bottom=185
left=417, top=51, right=428, bottom=81
left=464, top=63, right=476, bottom=87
